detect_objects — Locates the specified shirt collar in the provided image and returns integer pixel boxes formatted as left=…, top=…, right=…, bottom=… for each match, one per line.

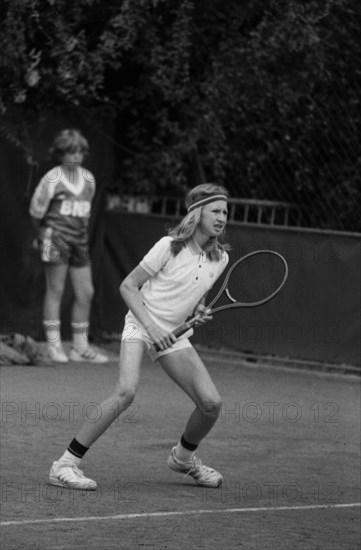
left=187, top=237, right=203, bottom=256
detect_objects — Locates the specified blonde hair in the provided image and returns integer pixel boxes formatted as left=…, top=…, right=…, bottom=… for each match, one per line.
left=49, top=129, right=89, bottom=164
left=168, top=183, right=230, bottom=261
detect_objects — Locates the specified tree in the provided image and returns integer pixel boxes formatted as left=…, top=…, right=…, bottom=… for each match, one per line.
left=1, top=0, right=360, bottom=230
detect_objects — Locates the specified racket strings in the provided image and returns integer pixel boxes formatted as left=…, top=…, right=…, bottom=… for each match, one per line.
left=227, top=253, right=286, bottom=304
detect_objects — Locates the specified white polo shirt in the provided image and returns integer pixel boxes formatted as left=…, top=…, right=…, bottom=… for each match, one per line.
left=137, top=236, right=229, bottom=332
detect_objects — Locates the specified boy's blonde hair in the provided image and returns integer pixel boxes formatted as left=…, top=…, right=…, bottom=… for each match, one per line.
left=49, top=129, right=89, bottom=164
left=168, top=183, right=230, bottom=261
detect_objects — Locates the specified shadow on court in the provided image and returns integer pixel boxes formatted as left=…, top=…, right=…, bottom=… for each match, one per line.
left=1, top=345, right=360, bottom=549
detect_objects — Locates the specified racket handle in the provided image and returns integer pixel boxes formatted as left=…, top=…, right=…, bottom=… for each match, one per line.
left=173, top=319, right=196, bottom=338
left=153, top=318, right=196, bottom=352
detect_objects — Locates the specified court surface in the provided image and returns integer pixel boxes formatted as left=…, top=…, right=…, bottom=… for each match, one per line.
left=1, top=345, right=360, bottom=549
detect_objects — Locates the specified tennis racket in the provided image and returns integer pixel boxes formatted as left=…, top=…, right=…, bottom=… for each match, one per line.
left=172, top=249, right=288, bottom=339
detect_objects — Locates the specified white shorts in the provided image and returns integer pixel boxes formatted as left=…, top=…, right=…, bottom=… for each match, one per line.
left=121, top=312, right=194, bottom=362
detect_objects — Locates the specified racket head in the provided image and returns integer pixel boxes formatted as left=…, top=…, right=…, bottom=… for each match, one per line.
left=209, top=250, right=288, bottom=312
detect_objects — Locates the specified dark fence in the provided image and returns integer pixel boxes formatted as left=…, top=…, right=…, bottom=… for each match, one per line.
left=106, top=194, right=303, bottom=228
left=99, top=212, right=360, bottom=367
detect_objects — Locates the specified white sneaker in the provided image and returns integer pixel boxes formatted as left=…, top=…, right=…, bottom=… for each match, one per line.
left=69, top=346, right=108, bottom=363
left=47, top=344, right=69, bottom=363
left=49, top=460, right=97, bottom=490
left=167, top=447, right=223, bottom=487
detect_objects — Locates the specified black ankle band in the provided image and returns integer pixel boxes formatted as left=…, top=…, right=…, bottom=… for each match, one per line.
left=180, top=434, right=198, bottom=451
left=68, top=438, right=89, bottom=459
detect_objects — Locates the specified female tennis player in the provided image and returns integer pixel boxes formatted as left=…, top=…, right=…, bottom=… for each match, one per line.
left=49, top=183, right=230, bottom=489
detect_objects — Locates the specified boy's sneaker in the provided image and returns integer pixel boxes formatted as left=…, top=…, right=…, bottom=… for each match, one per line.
left=69, top=346, right=108, bottom=363
left=47, top=344, right=68, bottom=363
left=49, top=460, right=97, bottom=490
left=167, top=447, right=223, bottom=488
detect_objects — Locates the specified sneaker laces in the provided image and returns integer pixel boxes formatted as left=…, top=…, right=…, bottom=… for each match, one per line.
left=76, top=347, right=97, bottom=360
left=71, top=465, right=85, bottom=476
left=58, top=463, right=85, bottom=477
left=183, top=456, right=215, bottom=480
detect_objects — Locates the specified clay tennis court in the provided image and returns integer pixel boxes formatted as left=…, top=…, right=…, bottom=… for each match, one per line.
left=1, top=345, right=360, bottom=549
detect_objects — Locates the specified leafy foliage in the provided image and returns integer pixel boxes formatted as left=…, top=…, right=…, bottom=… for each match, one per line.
left=0, top=0, right=360, bottom=230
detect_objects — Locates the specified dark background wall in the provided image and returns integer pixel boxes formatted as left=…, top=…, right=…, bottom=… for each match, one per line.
left=99, top=213, right=360, bottom=366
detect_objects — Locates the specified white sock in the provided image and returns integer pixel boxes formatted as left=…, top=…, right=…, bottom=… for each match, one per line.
left=43, top=320, right=62, bottom=347
left=72, top=322, right=89, bottom=352
left=58, top=449, right=82, bottom=467
left=174, top=442, right=195, bottom=462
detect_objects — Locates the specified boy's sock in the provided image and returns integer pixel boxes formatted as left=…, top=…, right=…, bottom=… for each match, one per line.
left=174, top=435, right=198, bottom=462
left=71, top=322, right=89, bottom=352
left=43, top=320, right=62, bottom=347
left=58, top=438, right=89, bottom=467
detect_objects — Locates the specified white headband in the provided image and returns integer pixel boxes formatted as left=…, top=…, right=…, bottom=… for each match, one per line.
left=187, top=194, right=228, bottom=213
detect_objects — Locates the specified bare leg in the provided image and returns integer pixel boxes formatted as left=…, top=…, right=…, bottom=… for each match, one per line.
left=49, top=340, right=146, bottom=489
left=158, top=346, right=221, bottom=445
left=69, top=265, right=94, bottom=323
left=74, top=339, right=145, bottom=448
left=43, top=263, right=68, bottom=321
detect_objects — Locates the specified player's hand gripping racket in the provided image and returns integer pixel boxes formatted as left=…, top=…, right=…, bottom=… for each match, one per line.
left=172, top=250, right=288, bottom=339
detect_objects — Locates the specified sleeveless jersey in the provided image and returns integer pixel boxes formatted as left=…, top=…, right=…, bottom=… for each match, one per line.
left=29, top=166, right=95, bottom=242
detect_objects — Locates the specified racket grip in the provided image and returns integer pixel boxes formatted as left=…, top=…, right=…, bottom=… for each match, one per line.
left=173, top=319, right=196, bottom=338
left=153, top=319, right=196, bottom=352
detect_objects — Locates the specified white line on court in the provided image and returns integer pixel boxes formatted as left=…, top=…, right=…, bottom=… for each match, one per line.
left=1, top=502, right=360, bottom=527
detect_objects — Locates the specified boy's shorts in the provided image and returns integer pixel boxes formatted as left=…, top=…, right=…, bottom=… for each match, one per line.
left=38, top=228, right=90, bottom=268
left=121, top=312, right=193, bottom=362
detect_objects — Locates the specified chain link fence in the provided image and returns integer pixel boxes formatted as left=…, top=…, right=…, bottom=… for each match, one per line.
left=228, top=87, right=361, bottom=234
left=107, top=74, right=361, bottom=235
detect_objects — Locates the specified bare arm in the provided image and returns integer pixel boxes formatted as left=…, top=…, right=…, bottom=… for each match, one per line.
left=120, top=265, right=177, bottom=349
